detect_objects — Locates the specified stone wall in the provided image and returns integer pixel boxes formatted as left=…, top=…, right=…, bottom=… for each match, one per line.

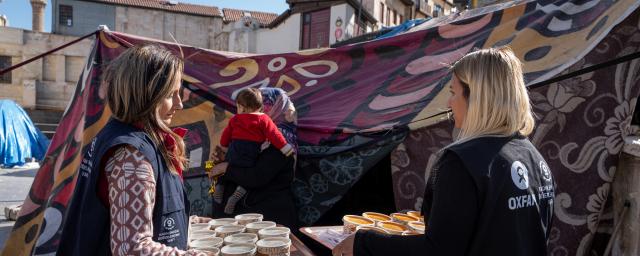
left=114, top=7, right=226, bottom=50
left=0, top=26, right=92, bottom=110
left=256, top=13, right=301, bottom=54
left=52, top=0, right=228, bottom=50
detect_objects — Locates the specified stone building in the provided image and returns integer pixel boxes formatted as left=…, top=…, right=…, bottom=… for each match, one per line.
left=414, top=0, right=455, bottom=19
left=0, top=26, right=92, bottom=110
left=222, top=8, right=278, bottom=53
left=1, top=0, right=92, bottom=110
left=52, top=0, right=228, bottom=50
left=363, top=0, right=414, bottom=28
left=248, top=0, right=459, bottom=54
left=250, top=0, right=378, bottom=54
left=31, top=0, right=47, bottom=32
left=0, top=0, right=246, bottom=111
left=0, top=0, right=462, bottom=110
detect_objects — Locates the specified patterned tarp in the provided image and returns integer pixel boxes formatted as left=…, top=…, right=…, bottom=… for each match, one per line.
left=2, top=0, right=639, bottom=255
left=392, top=8, right=640, bottom=256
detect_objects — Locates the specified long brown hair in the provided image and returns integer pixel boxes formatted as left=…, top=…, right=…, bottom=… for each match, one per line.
left=103, top=44, right=186, bottom=174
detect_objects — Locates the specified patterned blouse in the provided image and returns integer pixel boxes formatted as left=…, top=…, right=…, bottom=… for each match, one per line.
left=106, top=145, right=213, bottom=256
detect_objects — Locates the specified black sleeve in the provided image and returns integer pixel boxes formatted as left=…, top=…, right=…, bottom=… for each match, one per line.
left=223, top=146, right=292, bottom=189
left=353, top=151, right=479, bottom=256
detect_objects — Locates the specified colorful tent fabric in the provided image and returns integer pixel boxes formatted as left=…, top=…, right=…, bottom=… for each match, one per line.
left=2, top=0, right=639, bottom=255
left=392, top=10, right=640, bottom=255
left=0, top=100, right=49, bottom=167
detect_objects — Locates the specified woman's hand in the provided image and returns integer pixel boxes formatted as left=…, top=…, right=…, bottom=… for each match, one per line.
left=332, top=233, right=356, bottom=256
left=210, top=145, right=227, bottom=163
left=189, top=215, right=212, bottom=224
left=209, top=162, right=228, bottom=178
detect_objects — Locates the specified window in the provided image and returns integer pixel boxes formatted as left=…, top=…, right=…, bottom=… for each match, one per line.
left=385, top=7, right=390, bottom=26
left=59, top=5, right=73, bottom=26
left=392, top=10, right=397, bottom=25
left=434, top=4, right=443, bottom=17
left=379, top=3, right=385, bottom=24
left=354, top=19, right=366, bottom=37
left=399, top=15, right=404, bottom=23
left=419, top=0, right=431, bottom=15
left=301, top=8, right=330, bottom=49
left=0, top=56, right=11, bottom=83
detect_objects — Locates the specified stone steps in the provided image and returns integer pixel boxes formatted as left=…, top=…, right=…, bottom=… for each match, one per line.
left=26, top=109, right=63, bottom=139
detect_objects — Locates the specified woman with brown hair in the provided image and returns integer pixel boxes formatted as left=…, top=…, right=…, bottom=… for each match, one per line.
left=333, top=47, right=555, bottom=256
left=58, top=45, right=212, bottom=255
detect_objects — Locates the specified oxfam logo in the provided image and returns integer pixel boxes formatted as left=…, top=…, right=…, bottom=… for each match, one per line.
left=510, top=161, right=529, bottom=190
left=539, top=161, right=552, bottom=182
left=163, top=217, right=176, bottom=230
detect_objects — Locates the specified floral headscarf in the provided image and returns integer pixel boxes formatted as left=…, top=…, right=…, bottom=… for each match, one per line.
left=260, top=88, right=298, bottom=154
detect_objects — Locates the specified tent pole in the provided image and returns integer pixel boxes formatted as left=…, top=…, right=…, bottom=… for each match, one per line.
left=611, top=135, right=640, bottom=255
left=0, top=30, right=98, bottom=76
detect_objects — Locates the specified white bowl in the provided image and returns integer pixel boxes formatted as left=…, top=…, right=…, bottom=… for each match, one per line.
left=258, top=227, right=290, bottom=239
left=256, top=237, right=291, bottom=255
left=209, top=218, right=239, bottom=229
left=220, top=243, right=257, bottom=256
left=223, top=233, right=258, bottom=245
left=215, top=225, right=246, bottom=238
left=190, top=230, right=217, bottom=241
left=190, top=237, right=224, bottom=249
left=245, top=221, right=276, bottom=234
left=234, top=213, right=263, bottom=225
left=193, top=246, right=220, bottom=255
left=190, top=223, right=211, bottom=232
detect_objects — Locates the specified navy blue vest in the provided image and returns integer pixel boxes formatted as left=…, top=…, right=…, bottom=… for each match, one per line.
left=58, top=119, right=189, bottom=255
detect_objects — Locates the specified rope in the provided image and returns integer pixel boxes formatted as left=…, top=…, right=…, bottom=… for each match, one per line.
left=0, top=30, right=98, bottom=76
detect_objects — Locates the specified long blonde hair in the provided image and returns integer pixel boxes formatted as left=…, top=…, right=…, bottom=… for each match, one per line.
left=451, top=47, right=535, bottom=141
left=103, top=44, right=186, bottom=174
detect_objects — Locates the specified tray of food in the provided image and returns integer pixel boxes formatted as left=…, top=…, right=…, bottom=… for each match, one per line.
left=299, top=211, right=426, bottom=250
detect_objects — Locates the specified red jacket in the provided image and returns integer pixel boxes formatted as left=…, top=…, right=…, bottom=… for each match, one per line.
left=220, top=113, right=292, bottom=155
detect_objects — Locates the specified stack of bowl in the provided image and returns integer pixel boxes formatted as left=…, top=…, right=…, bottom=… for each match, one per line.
left=188, top=213, right=292, bottom=256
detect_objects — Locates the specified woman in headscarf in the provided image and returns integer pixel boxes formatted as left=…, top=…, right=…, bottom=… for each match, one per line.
left=209, top=87, right=298, bottom=229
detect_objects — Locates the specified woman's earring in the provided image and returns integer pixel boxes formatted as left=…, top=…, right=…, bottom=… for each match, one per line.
left=446, top=110, right=454, bottom=123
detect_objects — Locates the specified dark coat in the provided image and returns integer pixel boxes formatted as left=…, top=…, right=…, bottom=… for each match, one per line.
left=213, top=145, right=297, bottom=229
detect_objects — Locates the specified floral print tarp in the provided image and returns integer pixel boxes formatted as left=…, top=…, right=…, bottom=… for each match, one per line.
left=2, top=0, right=640, bottom=255
left=392, top=10, right=640, bottom=255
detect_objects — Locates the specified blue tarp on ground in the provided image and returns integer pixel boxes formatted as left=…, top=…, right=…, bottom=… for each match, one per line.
left=0, top=100, right=49, bottom=167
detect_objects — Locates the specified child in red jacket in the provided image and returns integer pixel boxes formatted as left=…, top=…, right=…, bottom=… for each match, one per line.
left=215, top=88, right=294, bottom=214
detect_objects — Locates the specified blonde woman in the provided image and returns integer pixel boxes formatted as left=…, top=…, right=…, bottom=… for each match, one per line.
left=59, top=45, right=213, bottom=255
left=333, top=47, right=555, bottom=256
